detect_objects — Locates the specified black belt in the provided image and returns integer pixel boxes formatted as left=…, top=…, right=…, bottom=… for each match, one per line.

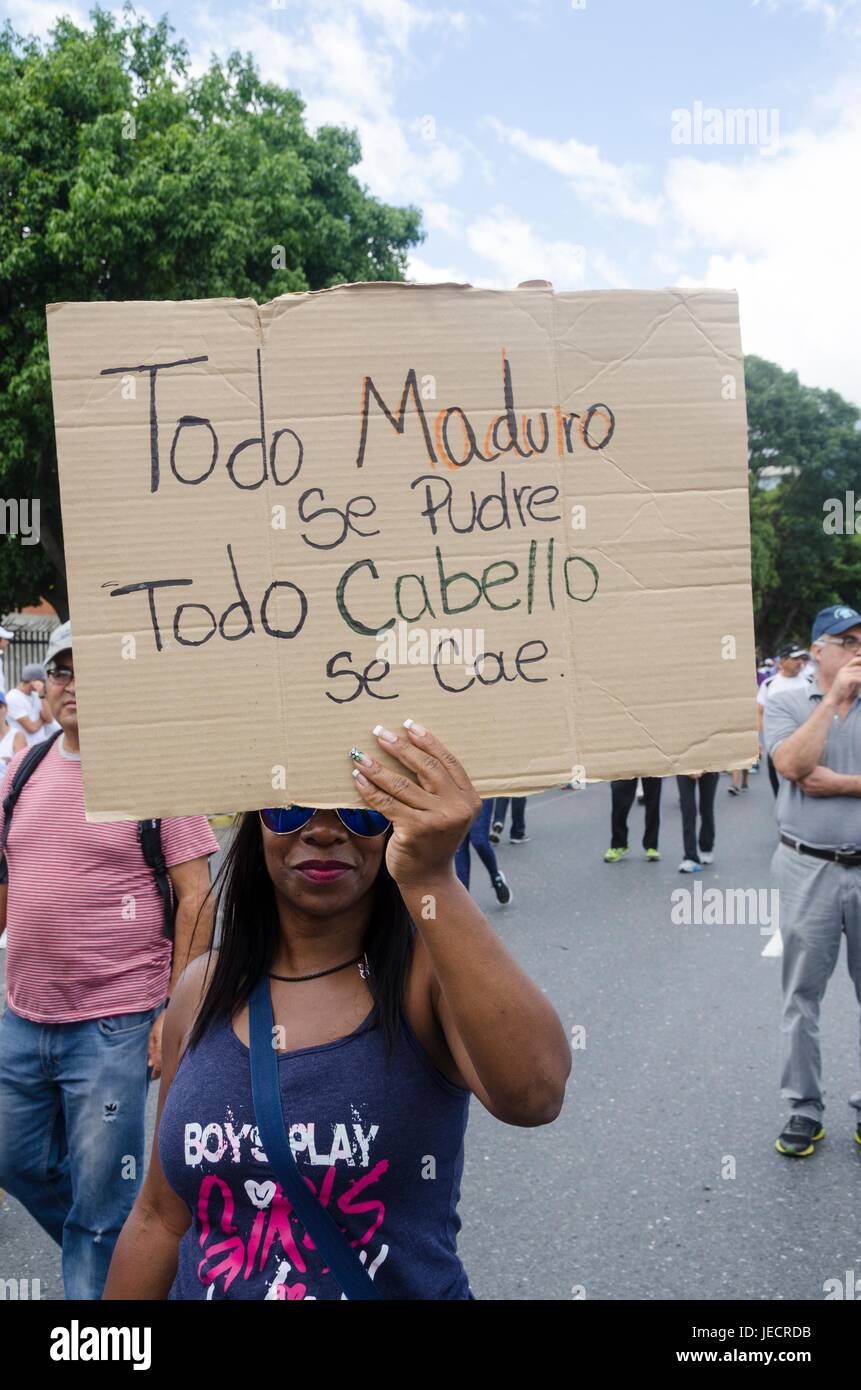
left=780, top=833, right=861, bottom=866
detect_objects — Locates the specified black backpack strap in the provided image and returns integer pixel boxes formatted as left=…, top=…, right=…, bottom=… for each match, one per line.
left=138, top=818, right=176, bottom=941
left=0, top=731, right=63, bottom=883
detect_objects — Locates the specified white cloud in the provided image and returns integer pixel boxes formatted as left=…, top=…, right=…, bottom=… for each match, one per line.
left=665, top=101, right=861, bottom=404
left=407, top=253, right=479, bottom=284
left=466, top=207, right=589, bottom=289
left=589, top=250, right=630, bottom=289
left=421, top=200, right=463, bottom=235
left=488, top=119, right=663, bottom=226
left=9, top=0, right=162, bottom=38
left=3, top=0, right=111, bottom=36
left=752, top=0, right=861, bottom=33
left=355, top=0, right=468, bottom=50
left=651, top=251, right=685, bottom=279
left=189, top=2, right=468, bottom=203
left=414, top=206, right=631, bottom=291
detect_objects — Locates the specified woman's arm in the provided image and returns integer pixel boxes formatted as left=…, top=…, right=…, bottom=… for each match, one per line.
left=355, top=722, right=571, bottom=1127
left=103, top=954, right=215, bottom=1299
left=405, top=879, right=571, bottom=1126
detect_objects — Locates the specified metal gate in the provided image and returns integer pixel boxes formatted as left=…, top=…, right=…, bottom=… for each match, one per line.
left=0, top=615, right=60, bottom=690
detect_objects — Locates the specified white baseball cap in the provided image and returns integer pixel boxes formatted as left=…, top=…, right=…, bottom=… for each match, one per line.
left=45, top=621, right=72, bottom=666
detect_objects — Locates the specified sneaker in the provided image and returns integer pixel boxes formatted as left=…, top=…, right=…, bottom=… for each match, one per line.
left=645, top=848, right=661, bottom=862
left=489, top=821, right=503, bottom=844
left=509, top=833, right=531, bottom=845
left=678, top=859, right=703, bottom=873
left=741, top=783, right=750, bottom=792
left=775, top=1114, right=825, bottom=1157
left=603, top=847, right=629, bottom=864
left=699, top=851, right=714, bottom=865
left=727, top=785, right=739, bottom=796
left=855, top=1118, right=861, bottom=1149
left=492, top=872, right=512, bottom=905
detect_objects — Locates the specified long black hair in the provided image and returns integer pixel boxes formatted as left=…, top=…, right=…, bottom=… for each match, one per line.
left=188, top=812, right=414, bottom=1056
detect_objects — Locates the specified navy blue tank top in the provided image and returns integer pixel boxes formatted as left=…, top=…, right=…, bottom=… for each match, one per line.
left=159, top=996, right=473, bottom=1300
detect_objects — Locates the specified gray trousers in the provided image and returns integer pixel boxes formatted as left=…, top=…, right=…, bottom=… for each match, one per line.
left=773, top=842, right=861, bottom=1121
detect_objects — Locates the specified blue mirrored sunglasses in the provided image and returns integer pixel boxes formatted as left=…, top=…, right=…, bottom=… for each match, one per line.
left=259, top=806, right=391, bottom=838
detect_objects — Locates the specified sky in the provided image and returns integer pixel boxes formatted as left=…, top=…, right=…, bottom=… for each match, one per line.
left=5, top=0, right=861, bottom=405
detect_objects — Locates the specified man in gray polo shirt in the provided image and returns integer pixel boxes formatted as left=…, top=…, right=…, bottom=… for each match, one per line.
left=764, top=604, right=861, bottom=1157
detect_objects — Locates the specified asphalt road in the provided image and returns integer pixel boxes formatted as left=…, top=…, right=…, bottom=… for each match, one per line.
left=2, top=771, right=860, bottom=1300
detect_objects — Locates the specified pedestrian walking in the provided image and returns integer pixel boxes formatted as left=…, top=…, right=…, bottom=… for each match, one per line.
left=102, top=721, right=569, bottom=1300
left=490, top=796, right=530, bottom=845
left=456, top=798, right=511, bottom=904
left=0, top=622, right=220, bottom=1298
left=676, top=771, right=719, bottom=872
left=756, top=645, right=810, bottom=797
left=604, top=777, right=662, bottom=863
left=728, top=766, right=749, bottom=793
left=763, top=604, right=861, bottom=1158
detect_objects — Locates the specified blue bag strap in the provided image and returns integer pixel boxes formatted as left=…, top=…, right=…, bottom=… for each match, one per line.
left=247, top=975, right=382, bottom=1301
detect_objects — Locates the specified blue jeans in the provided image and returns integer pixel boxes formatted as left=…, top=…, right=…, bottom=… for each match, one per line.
left=455, top=800, right=500, bottom=890
left=492, top=797, right=526, bottom=838
left=0, top=1002, right=157, bottom=1300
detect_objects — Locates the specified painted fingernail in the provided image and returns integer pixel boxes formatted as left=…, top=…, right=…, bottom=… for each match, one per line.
left=352, top=768, right=370, bottom=786
left=372, top=725, right=398, bottom=743
left=349, top=747, right=372, bottom=767
left=403, top=719, right=426, bottom=736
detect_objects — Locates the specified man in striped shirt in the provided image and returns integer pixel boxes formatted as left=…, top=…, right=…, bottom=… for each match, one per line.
left=0, top=622, right=219, bottom=1298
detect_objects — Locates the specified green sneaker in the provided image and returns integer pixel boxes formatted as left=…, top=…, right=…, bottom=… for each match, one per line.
left=645, top=848, right=661, bottom=862
left=603, top=846, right=629, bottom=864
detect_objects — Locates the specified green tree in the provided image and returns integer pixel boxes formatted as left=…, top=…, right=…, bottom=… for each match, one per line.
left=0, top=6, right=423, bottom=619
left=744, top=354, right=861, bottom=653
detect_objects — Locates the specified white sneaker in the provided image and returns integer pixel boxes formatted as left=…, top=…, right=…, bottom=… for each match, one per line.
left=699, top=851, right=714, bottom=865
left=678, top=859, right=703, bottom=873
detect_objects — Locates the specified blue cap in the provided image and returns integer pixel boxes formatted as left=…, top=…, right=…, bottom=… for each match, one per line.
left=811, top=604, right=861, bottom=644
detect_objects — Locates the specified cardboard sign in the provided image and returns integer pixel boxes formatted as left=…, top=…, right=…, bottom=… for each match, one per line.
left=46, top=282, right=756, bottom=821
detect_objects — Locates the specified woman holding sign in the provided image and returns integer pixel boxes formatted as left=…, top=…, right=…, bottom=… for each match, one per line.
left=104, top=720, right=570, bottom=1301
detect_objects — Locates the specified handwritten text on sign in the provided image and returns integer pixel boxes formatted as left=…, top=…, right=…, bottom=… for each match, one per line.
left=101, top=347, right=611, bottom=697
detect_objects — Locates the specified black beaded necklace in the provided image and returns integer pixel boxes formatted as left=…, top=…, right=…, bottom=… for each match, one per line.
left=269, top=952, right=370, bottom=983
